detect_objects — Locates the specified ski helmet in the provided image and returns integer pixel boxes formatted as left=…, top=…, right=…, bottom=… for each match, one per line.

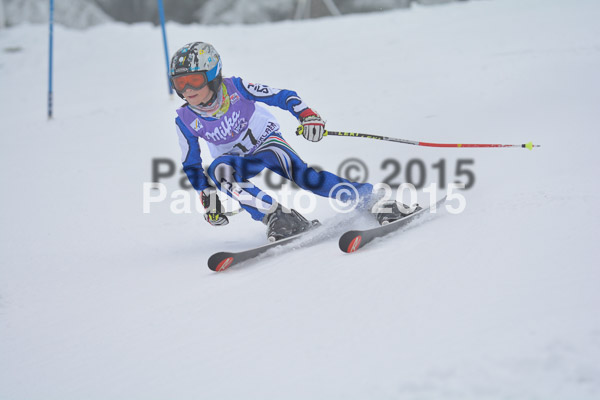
left=170, top=42, right=223, bottom=98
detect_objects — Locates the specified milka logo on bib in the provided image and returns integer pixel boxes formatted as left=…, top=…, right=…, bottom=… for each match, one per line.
left=190, top=118, right=203, bottom=132
left=205, top=111, right=248, bottom=141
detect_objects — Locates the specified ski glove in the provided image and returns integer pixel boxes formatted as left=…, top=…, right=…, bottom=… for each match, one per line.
left=201, top=187, right=229, bottom=227
left=297, top=108, right=325, bottom=142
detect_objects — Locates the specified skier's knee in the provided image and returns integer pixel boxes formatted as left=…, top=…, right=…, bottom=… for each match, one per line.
left=211, top=162, right=237, bottom=188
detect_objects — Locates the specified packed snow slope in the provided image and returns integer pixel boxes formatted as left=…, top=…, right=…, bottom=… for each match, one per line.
left=1, top=0, right=600, bottom=398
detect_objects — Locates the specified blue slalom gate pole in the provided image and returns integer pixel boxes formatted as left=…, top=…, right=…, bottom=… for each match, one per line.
left=157, top=0, right=173, bottom=96
left=48, top=0, right=54, bottom=119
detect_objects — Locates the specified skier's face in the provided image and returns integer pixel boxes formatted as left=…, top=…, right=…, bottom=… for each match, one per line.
left=183, top=85, right=213, bottom=106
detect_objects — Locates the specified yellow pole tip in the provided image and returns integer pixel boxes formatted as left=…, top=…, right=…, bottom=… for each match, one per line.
left=525, top=141, right=534, bottom=150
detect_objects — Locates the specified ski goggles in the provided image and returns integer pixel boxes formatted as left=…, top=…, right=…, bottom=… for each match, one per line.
left=171, top=73, right=209, bottom=92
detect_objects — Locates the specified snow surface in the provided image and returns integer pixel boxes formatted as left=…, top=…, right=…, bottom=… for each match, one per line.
left=1, top=0, right=600, bottom=398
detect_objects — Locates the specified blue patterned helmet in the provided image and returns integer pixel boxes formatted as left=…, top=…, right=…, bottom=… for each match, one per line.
left=170, top=42, right=222, bottom=96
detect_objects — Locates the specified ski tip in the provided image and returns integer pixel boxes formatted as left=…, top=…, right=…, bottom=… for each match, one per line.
left=347, top=236, right=362, bottom=253
left=216, top=257, right=235, bottom=271
left=339, top=233, right=363, bottom=253
left=208, top=254, right=235, bottom=272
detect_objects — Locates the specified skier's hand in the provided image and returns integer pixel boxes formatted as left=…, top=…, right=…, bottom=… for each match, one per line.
left=296, top=108, right=325, bottom=142
left=201, top=187, right=229, bottom=227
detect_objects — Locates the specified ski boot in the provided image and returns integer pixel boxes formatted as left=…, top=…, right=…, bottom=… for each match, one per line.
left=374, top=201, right=423, bottom=226
left=263, top=204, right=319, bottom=242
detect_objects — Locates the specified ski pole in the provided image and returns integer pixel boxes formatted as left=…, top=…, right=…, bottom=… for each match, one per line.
left=296, top=127, right=540, bottom=150
left=47, top=0, right=54, bottom=119
left=223, top=209, right=243, bottom=217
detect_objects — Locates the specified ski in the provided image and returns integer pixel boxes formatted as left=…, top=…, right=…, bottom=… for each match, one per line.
left=208, top=222, right=320, bottom=272
left=339, top=196, right=448, bottom=253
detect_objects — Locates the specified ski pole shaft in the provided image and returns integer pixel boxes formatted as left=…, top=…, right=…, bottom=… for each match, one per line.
left=296, top=126, right=540, bottom=150
left=324, top=130, right=540, bottom=150
left=47, top=0, right=54, bottom=119
left=157, top=0, right=172, bottom=96
left=223, top=209, right=242, bottom=217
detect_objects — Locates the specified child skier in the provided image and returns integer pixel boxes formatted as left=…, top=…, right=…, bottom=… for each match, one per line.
left=171, top=42, right=409, bottom=241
